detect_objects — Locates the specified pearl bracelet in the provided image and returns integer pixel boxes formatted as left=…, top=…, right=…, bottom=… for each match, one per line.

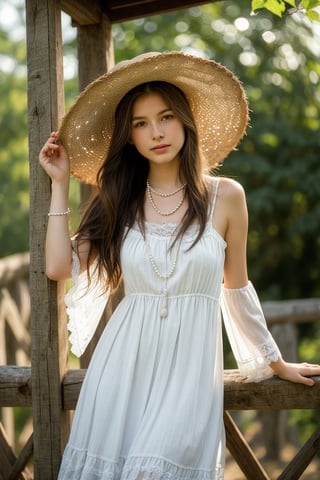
left=48, top=208, right=71, bottom=217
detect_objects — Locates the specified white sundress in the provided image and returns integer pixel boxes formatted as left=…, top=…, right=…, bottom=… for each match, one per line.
left=58, top=176, right=281, bottom=480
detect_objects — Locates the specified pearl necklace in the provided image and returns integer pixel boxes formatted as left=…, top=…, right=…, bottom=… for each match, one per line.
left=147, top=180, right=187, bottom=198
left=147, top=183, right=186, bottom=217
left=144, top=236, right=182, bottom=318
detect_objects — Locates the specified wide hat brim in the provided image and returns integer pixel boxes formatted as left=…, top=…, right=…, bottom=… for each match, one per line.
left=59, top=51, right=249, bottom=185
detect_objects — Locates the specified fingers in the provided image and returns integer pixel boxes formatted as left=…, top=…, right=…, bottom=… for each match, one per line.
left=302, top=362, right=320, bottom=368
left=40, top=132, right=60, bottom=161
left=298, top=375, right=315, bottom=387
left=276, top=361, right=320, bottom=387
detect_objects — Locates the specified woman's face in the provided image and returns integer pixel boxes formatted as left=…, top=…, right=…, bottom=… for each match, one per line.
left=129, top=92, right=185, bottom=168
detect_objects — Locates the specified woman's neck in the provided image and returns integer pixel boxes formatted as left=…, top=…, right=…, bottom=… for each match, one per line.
left=147, top=167, right=184, bottom=192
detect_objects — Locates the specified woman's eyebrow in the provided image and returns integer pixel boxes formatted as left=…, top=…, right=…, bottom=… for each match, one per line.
left=131, top=108, right=173, bottom=121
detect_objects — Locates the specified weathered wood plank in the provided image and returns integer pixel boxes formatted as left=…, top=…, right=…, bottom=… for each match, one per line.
left=8, top=433, right=34, bottom=480
left=224, top=411, right=270, bottom=480
left=25, top=0, right=70, bottom=477
left=1, top=367, right=320, bottom=410
left=60, top=0, right=220, bottom=24
left=62, top=369, right=320, bottom=411
left=1, top=368, right=320, bottom=410
left=224, top=370, right=320, bottom=410
left=104, top=0, right=218, bottom=23
left=277, top=424, right=320, bottom=480
left=61, top=0, right=102, bottom=25
left=0, top=367, right=32, bottom=407
left=0, top=422, right=17, bottom=480
left=0, top=423, right=32, bottom=480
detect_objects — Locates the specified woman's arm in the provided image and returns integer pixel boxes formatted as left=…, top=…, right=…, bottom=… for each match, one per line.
left=221, top=178, right=249, bottom=289
left=39, top=132, right=89, bottom=280
left=219, top=177, right=320, bottom=385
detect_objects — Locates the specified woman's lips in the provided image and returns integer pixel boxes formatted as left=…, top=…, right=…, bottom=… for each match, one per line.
left=151, top=144, right=170, bottom=153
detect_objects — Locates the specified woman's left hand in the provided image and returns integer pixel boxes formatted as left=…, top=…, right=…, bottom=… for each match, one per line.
left=270, top=358, right=320, bottom=386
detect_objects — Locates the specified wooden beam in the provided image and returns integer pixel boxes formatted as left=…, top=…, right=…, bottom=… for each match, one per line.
left=105, top=0, right=218, bottom=23
left=60, top=0, right=220, bottom=24
left=224, top=411, right=270, bottom=480
left=25, top=0, right=70, bottom=477
left=6, top=433, right=34, bottom=480
left=0, top=423, right=32, bottom=480
left=277, top=424, right=320, bottom=480
left=224, top=370, right=320, bottom=410
left=61, top=0, right=102, bottom=25
left=1, top=367, right=320, bottom=411
left=0, top=366, right=32, bottom=407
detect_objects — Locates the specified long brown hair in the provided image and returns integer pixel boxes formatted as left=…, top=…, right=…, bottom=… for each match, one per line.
left=75, top=81, right=209, bottom=292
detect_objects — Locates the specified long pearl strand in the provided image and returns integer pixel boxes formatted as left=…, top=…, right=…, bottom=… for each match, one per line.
left=147, top=183, right=186, bottom=217
left=144, top=237, right=182, bottom=318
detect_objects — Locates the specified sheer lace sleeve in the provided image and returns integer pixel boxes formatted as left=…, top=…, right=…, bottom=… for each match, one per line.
left=64, top=249, right=109, bottom=357
left=220, top=281, right=281, bottom=382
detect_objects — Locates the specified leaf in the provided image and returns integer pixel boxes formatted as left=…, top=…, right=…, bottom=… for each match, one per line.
left=251, top=0, right=267, bottom=9
left=285, top=0, right=297, bottom=7
left=252, top=0, right=287, bottom=13
left=306, top=8, right=320, bottom=20
left=302, top=0, right=320, bottom=8
left=267, top=0, right=287, bottom=16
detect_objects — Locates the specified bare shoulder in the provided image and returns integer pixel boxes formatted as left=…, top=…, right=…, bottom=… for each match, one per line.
left=206, top=176, right=247, bottom=240
left=218, top=177, right=248, bottom=231
left=217, top=176, right=246, bottom=202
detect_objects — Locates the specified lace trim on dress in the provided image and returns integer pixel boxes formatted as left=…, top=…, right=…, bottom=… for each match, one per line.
left=220, top=281, right=281, bottom=382
left=64, top=249, right=109, bottom=357
left=58, top=447, right=224, bottom=480
left=121, top=456, right=224, bottom=480
left=237, top=337, right=281, bottom=382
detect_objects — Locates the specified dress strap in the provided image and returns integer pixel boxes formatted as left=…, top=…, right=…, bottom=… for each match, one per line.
left=208, top=176, right=219, bottom=221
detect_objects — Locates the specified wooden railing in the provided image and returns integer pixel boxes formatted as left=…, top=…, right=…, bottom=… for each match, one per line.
left=0, top=253, right=32, bottom=480
left=1, top=253, right=320, bottom=479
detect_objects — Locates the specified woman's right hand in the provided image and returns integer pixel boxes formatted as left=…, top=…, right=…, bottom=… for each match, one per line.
left=39, top=131, right=70, bottom=183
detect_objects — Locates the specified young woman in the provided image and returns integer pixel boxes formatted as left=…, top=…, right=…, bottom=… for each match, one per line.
left=39, top=52, right=320, bottom=480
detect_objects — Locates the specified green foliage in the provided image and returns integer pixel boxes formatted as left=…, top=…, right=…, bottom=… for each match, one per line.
left=0, top=20, right=29, bottom=255
left=251, top=0, right=320, bottom=21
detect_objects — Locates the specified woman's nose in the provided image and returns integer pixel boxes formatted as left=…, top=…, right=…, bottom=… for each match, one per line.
left=152, top=122, right=164, bottom=140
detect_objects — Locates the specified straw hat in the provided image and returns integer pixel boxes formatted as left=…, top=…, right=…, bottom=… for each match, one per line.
left=59, top=51, right=249, bottom=185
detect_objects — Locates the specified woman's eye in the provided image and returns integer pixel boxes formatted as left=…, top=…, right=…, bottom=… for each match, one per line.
left=161, top=114, right=174, bottom=122
left=133, top=121, right=146, bottom=128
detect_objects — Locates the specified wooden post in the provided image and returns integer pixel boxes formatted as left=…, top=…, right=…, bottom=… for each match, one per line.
left=25, top=0, right=70, bottom=477
left=76, top=14, right=115, bottom=367
left=77, top=13, right=114, bottom=209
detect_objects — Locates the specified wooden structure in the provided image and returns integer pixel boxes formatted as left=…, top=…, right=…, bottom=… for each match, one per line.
left=0, top=0, right=320, bottom=478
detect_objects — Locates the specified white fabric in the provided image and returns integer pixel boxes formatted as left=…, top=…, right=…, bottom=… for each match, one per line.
left=220, top=282, right=281, bottom=382
left=58, top=176, right=280, bottom=480
left=65, top=249, right=109, bottom=357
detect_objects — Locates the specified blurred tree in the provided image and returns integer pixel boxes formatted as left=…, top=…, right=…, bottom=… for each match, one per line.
left=0, top=3, right=29, bottom=256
